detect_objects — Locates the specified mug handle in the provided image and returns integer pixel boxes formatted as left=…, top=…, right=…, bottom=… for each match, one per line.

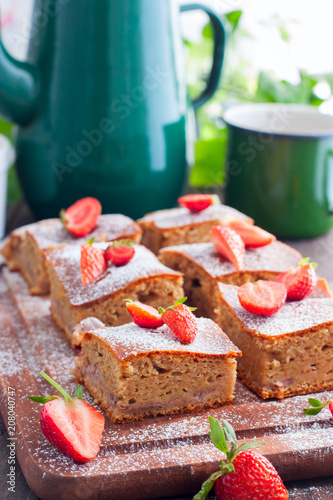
left=325, top=149, right=333, bottom=214
left=180, top=3, right=225, bottom=110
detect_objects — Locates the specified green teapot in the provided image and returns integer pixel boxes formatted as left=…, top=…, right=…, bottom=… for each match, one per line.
left=0, top=0, right=225, bottom=219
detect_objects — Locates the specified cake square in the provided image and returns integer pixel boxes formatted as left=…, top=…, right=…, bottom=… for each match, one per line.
left=137, top=204, right=253, bottom=254
left=46, top=243, right=184, bottom=342
left=214, top=282, right=333, bottom=399
left=73, top=316, right=241, bottom=423
left=1, top=214, right=142, bottom=295
left=159, top=241, right=302, bottom=318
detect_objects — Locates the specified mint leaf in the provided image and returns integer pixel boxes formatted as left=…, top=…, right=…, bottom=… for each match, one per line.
left=193, top=470, right=223, bottom=500
left=208, top=416, right=228, bottom=454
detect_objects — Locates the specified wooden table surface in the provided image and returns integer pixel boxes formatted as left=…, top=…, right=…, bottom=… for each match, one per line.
left=1, top=202, right=333, bottom=500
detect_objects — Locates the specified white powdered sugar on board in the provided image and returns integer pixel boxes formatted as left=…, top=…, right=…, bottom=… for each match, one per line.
left=8, top=214, right=140, bottom=250
left=81, top=317, right=240, bottom=359
left=219, top=283, right=333, bottom=336
left=138, top=204, right=250, bottom=228
left=161, top=240, right=301, bottom=277
left=46, top=243, right=181, bottom=305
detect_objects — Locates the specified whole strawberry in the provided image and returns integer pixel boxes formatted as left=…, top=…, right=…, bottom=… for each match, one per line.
left=194, top=417, right=288, bottom=500
left=159, top=297, right=197, bottom=344
left=274, top=258, right=317, bottom=301
left=29, top=371, right=104, bottom=463
left=124, top=299, right=163, bottom=329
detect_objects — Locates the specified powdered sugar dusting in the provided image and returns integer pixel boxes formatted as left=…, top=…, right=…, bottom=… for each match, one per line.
left=161, top=241, right=301, bottom=278
left=78, top=317, right=241, bottom=359
left=218, top=283, right=333, bottom=337
left=138, top=204, right=251, bottom=229
left=46, top=244, right=182, bottom=305
left=10, top=214, right=141, bottom=249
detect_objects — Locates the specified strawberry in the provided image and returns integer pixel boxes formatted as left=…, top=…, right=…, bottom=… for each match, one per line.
left=238, top=281, right=287, bottom=316
left=124, top=299, right=163, bottom=329
left=60, top=197, right=102, bottom=237
left=309, top=277, right=333, bottom=298
left=29, top=371, right=104, bottom=463
left=210, top=224, right=245, bottom=270
left=194, top=417, right=288, bottom=500
left=304, top=398, right=333, bottom=418
left=222, top=217, right=275, bottom=248
left=178, top=193, right=220, bottom=213
left=104, top=240, right=135, bottom=266
left=159, top=297, right=197, bottom=344
left=81, top=240, right=106, bottom=285
left=274, top=257, right=317, bottom=301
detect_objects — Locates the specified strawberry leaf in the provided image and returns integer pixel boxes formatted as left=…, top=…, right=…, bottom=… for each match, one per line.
left=219, top=462, right=235, bottom=474
left=304, top=407, right=325, bottom=415
left=208, top=416, right=228, bottom=454
left=308, top=398, right=325, bottom=407
left=173, top=297, right=187, bottom=306
left=87, top=237, right=94, bottom=245
left=221, top=419, right=237, bottom=446
left=233, top=440, right=265, bottom=459
left=74, top=384, right=83, bottom=399
left=29, top=395, right=59, bottom=404
left=123, top=298, right=134, bottom=303
left=193, top=470, right=223, bottom=500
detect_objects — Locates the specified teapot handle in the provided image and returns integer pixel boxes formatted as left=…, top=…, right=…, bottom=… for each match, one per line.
left=180, top=3, right=225, bottom=110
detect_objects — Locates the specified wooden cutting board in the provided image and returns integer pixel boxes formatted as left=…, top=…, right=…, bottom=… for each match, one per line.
left=0, top=266, right=332, bottom=500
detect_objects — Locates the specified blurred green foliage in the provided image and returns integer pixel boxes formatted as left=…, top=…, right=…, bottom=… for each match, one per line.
left=0, top=117, right=22, bottom=204
left=186, top=10, right=333, bottom=188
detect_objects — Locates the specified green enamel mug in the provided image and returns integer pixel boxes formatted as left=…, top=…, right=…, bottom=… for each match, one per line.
left=224, top=104, right=333, bottom=238
left=0, top=0, right=225, bottom=219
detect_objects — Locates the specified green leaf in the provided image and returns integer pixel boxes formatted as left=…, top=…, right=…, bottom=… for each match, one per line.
left=308, top=398, right=325, bottom=407
left=74, top=384, right=83, bottom=399
left=29, top=395, right=59, bottom=404
left=225, top=10, right=242, bottom=33
left=219, top=462, right=235, bottom=474
left=208, top=416, right=228, bottom=454
left=87, top=237, right=94, bottom=245
left=234, top=441, right=265, bottom=457
left=123, top=298, right=134, bottom=303
left=304, top=407, right=325, bottom=416
left=279, top=26, right=290, bottom=42
left=7, top=165, right=22, bottom=205
left=39, top=371, right=73, bottom=402
left=221, top=419, right=237, bottom=446
left=202, top=22, right=213, bottom=40
left=193, top=470, right=223, bottom=500
left=190, top=136, right=227, bottom=188
left=158, top=307, right=165, bottom=314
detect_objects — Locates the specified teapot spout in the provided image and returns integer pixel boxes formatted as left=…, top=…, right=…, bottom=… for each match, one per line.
left=0, top=33, right=37, bottom=126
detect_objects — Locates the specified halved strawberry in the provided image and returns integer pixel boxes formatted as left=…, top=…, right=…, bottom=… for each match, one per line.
left=60, top=197, right=102, bottom=237
left=178, top=194, right=220, bottom=213
left=222, top=218, right=275, bottom=248
left=29, top=371, right=104, bottom=463
left=124, top=299, right=163, bottom=329
left=309, top=278, right=333, bottom=298
left=238, top=281, right=287, bottom=316
left=81, top=241, right=106, bottom=285
left=210, top=224, right=245, bottom=270
left=104, top=240, right=135, bottom=266
left=159, top=297, right=197, bottom=344
left=274, top=258, right=317, bottom=301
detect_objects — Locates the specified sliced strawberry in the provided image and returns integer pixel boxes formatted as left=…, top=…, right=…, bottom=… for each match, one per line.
left=222, top=218, right=275, bottom=248
left=274, top=258, right=317, bottom=301
left=238, top=281, right=287, bottom=316
left=124, top=300, right=163, bottom=329
left=60, top=197, right=102, bottom=237
left=308, top=278, right=332, bottom=298
left=105, top=240, right=135, bottom=266
left=29, top=371, right=104, bottom=463
left=81, top=242, right=106, bottom=285
left=159, top=297, right=197, bottom=344
left=210, top=224, right=245, bottom=270
left=178, top=194, right=219, bottom=213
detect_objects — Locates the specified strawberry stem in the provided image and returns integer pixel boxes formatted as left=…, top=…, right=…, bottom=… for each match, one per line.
left=39, top=371, right=73, bottom=402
